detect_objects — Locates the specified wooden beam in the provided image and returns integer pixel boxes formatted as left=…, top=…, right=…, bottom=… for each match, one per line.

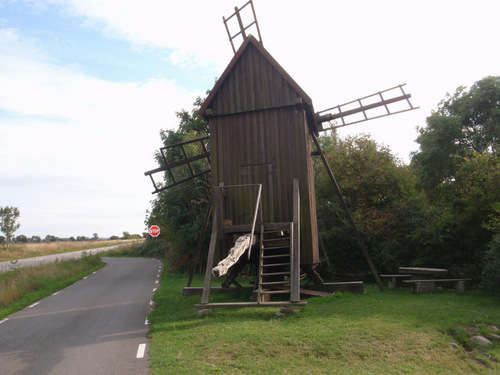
left=183, top=286, right=254, bottom=296
left=194, top=301, right=307, bottom=308
left=291, top=179, right=300, bottom=302
left=200, top=201, right=220, bottom=305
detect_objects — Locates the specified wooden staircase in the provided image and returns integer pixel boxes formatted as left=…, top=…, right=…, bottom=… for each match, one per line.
left=257, top=223, right=294, bottom=302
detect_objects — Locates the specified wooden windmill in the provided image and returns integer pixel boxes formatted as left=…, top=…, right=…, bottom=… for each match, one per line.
left=145, top=1, right=417, bottom=309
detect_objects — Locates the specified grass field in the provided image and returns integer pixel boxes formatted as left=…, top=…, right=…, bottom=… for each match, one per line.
left=0, top=239, right=143, bottom=262
left=148, top=272, right=500, bottom=374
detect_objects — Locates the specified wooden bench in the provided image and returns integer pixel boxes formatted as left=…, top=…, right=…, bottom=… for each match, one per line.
left=380, top=274, right=410, bottom=289
left=403, top=278, right=471, bottom=294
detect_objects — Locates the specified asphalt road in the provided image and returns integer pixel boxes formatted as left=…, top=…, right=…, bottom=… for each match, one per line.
left=0, top=257, right=162, bottom=375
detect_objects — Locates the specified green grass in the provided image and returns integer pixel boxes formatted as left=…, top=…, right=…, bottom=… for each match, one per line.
left=0, top=253, right=105, bottom=319
left=148, top=272, right=500, bottom=374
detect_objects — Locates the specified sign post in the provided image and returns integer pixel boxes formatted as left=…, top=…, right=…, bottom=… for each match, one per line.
left=149, top=225, right=160, bottom=238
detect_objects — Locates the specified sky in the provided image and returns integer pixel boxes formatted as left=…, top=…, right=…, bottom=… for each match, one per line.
left=0, top=0, right=499, bottom=239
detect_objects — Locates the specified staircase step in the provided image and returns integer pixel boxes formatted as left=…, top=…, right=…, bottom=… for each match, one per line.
left=261, top=262, right=290, bottom=267
left=261, top=280, right=291, bottom=286
left=260, top=290, right=290, bottom=295
left=262, top=254, right=289, bottom=259
left=262, top=222, right=291, bottom=231
left=262, top=246, right=290, bottom=251
left=262, top=271, right=290, bottom=276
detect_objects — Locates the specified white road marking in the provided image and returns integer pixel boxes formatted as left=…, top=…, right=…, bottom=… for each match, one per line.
left=145, top=318, right=149, bottom=325
left=52, top=291, right=60, bottom=296
left=0, top=318, right=8, bottom=324
left=153, top=288, right=157, bottom=292
left=149, top=300, right=153, bottom=306
left=136, top=343, right=146, bottom=359
left=155, top=280, right=158, bottom=284
left=28, top=302, right=40, bottom=308
left=83, top=276, right=88, bottom=279
left=92, top=271, right=97, bottom=274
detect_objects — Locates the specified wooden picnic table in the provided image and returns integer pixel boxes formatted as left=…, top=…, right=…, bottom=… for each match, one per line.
left=398, top=267, right=448, bottom=293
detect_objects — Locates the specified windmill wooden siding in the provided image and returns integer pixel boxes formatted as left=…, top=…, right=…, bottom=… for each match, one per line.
left=200, top=36, right=319, bottom=265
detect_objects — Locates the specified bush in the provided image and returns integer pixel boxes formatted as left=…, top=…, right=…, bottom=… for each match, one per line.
left=482, top=233, right=500, bottom=295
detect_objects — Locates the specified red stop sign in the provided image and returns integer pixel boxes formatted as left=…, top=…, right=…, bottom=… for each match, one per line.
left=149, top=225, right=160, bottom=237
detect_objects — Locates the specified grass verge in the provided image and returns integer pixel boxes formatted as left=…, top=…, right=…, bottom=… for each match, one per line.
left=148, top=272, right=500, bottom=374
left=0, top=253, right=105, bottom=319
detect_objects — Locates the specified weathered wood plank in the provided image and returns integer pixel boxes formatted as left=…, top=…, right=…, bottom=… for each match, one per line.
left=184, top=286, right=254, bottom=296
left=195, top=301, right=307, bottom=308
left=301, top=281, right=364, bottom=294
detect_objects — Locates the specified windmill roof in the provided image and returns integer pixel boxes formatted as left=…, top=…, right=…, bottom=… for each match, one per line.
left=199, top=35, right=313, bottom=117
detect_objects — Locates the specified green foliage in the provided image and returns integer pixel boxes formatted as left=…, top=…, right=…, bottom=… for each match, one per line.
left=0, top=206, right=21, bottom=248
left=482, top=233, right=500, bottom=295
left=103, top=239, right=168, bottom=259
left=15, top=234, right=28, bottom=243
left=410, top=77, right=500, bottom=281
left=121, top=231, right=142, bottom=240
left=412, top=76, right=500, bottom=197
left=482, top=202, right=500, bottom=295
left=315, top=133, right=427, bottom=278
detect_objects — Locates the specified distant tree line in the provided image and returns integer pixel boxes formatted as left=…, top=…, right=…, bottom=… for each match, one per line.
left=146, top=77, right=500, bottom=294
left=0, top=220, right=145, bottom=245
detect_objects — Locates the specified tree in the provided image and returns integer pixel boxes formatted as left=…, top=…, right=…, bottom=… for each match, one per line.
left=15, top=234, right=28, bottom=243
left=314, top=134, right=426, bottom=278
left=411, top=76, right=500, bottom=197
left=0, top=206, right=21, bottom=248
left=411, top=77, right=500, bottom=280
left=31, top=235, right=41, bottom=243
left=45, top=234, right=57, bottom=242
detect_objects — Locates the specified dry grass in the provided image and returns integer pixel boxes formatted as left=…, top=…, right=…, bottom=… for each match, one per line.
left=0, top=240, right=141, bottom=262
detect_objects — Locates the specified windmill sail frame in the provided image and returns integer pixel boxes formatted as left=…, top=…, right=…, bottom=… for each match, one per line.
left=316, top=84, right=418, bottom=132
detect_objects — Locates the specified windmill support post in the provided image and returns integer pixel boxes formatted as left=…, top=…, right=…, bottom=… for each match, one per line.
left=311, top=133, right=385, bottom=292
left=201, top=202, right=220, bottom=305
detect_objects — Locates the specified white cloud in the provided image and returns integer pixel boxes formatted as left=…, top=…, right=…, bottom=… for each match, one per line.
left=43, top=0, right=235, bottom=69
left=0, top=26, right=201, bottom=237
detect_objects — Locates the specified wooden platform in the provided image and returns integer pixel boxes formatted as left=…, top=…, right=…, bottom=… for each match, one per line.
left=195, top=301, right=307, bottom=308
left=183, top=286, right=254, bottom=296
left=301, top=281, right=364, bottom=294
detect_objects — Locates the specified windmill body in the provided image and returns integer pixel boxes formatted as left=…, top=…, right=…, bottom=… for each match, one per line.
left=199, top=36, right=319, bottom=267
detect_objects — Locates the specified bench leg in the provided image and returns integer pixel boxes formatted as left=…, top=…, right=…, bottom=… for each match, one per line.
left=388, top=277, right=396, bottom=289
left=455, top=280, right=466, bottom=294
left=416, top=282, right=435, bottom=293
